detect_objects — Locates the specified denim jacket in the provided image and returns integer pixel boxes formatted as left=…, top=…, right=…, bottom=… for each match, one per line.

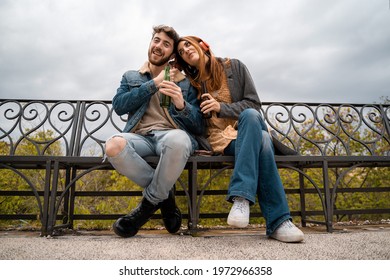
left=112, top=62, right=204, bottom=151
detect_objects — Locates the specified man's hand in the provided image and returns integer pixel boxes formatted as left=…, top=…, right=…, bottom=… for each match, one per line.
left=153, top=70, right=166, bottom=88
left=159, top=80, right=185, bottom=110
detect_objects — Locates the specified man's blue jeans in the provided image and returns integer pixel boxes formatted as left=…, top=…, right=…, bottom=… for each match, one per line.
left=105, top=129, right=192, bottom=205
left=224, top=109, right=291, bottom=235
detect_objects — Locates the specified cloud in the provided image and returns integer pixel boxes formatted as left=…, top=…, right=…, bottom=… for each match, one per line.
left=0, top=0, right=389, bottom=104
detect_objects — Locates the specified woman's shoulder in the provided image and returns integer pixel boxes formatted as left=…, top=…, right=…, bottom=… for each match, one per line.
left=219, top=57, right=246, bottom=68
left=220, top=58, right=248, bottom=74
left=230, top=58, right=246, bottom=66
left=218, top=57, right=239, bottom=68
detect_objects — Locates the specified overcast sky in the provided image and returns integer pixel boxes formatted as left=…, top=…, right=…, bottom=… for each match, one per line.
left=0, top=0, right=389, bottom=104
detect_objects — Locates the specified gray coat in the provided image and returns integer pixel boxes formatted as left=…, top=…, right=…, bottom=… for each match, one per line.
left=206, top=58, right=297, bottom=155
left=218, top=58, right=262, bottom=119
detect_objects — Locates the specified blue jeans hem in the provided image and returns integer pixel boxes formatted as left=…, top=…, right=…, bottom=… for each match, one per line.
left=226, top=192, right=256, bottom=206
left=266, top=215, right=291, bottom=236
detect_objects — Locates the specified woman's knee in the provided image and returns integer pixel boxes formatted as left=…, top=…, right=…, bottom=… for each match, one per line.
left=239, top=108, right=261, bottom=122
left=105, top=136, right=126, bottom=157
left=260, top=130, right=274, bottom=151
left=239, top=108, right=267, bottom=130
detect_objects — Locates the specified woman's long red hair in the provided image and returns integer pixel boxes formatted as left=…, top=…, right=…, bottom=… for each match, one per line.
left=175, top=36, right=224, bottom=93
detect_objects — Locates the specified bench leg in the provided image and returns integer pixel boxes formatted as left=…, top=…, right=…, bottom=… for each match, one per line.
left=187, top=161, right=200, bottom=234
left=46, top=160, right=60, bottom=236
left=298, top=171, right=307, bottom=227
left=40, top=160, right=52, bottom=237
left=323, top=160, right=333, bottom=233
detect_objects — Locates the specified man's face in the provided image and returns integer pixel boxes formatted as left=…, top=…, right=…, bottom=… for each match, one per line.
left=148, top=32, right=174, bottom=67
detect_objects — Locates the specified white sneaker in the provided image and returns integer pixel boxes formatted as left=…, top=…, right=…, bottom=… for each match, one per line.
left=227, top=197, right=250, bottom=228
left=270, top=220, right=304, bottom=243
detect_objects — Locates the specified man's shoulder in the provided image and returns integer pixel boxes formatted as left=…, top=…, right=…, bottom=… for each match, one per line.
left=176, top=75, right=192, bottom=88
left=122, top=69, right=147, bottom=80
left=122, top=62, right=150, bottom=77
left=122, top=69, right=139, bottom=75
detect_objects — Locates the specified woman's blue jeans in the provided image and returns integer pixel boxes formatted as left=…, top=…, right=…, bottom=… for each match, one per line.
left=224, top=108, right=291, bottom=235
left=105, top=129, right=192, bottom=205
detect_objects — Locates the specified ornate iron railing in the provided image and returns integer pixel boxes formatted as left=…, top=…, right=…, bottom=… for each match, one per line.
left=1, top=100, right=388, bottom=157
left=1, top=99, right=389, bottom=236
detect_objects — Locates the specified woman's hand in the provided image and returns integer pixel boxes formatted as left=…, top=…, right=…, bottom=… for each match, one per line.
left=169, top=67, right=181, bottom=83
left=200, top=93, right=220, bottom=114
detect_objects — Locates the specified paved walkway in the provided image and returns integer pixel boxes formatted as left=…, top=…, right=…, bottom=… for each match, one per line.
left=1, top=224, right=390, bottom=260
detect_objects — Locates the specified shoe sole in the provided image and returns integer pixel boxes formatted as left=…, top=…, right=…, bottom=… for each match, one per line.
left=269, top=234, right=304, bottom=243
left=227, top=217, right=249, bottom=228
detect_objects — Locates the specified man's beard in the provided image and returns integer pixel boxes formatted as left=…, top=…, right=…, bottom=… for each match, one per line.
left=148, top=48, right=171, bottom=66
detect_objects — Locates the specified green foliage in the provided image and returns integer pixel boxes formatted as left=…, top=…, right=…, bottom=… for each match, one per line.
left=333, top=166, right=390, bottom=221
left=0, top=130, right=63, bottom=228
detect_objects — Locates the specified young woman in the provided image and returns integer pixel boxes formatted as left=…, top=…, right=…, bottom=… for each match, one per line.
left=174, top=36, right=304, bottom=242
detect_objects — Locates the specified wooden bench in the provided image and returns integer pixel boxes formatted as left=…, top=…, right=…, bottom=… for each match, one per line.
left=1, top=99, right=389, bottom=236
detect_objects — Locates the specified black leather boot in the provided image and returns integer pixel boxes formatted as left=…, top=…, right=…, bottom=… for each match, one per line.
left=159, top=189, right=182, bottom=234
left=113, top=197, right=160, bottom=238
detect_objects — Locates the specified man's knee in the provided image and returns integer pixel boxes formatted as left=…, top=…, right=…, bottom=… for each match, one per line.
left=166, top=131, right=192, bottom=154
left=105, top=136, right=126, bottom=157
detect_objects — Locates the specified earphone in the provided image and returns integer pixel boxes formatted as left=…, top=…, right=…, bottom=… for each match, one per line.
left=199, top=40, right=210, bottom=52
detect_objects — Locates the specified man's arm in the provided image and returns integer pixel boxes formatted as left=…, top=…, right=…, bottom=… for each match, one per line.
left=112, top=71, right=158, bottom=116
left=171, top=81, right=204, bottom=135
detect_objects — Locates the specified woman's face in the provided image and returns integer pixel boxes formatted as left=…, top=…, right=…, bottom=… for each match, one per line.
left=178, top=40, right=200, bottom=68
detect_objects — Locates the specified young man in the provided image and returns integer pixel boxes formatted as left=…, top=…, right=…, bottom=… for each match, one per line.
left=105, top=25, right=203, bottom=237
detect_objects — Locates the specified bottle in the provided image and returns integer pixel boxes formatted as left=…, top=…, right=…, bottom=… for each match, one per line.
left=160, top=65, right=171, bottom=108
left=201, top=82, right=212, bottom=119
